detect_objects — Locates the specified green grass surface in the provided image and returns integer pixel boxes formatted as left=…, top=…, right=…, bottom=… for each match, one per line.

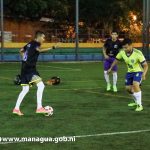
left=0, top=62, right=150, bottom=150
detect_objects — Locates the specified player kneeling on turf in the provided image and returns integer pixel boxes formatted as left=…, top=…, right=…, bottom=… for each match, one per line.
left=108, top=38, right=148, bottom=111
left=13, top=31, right=57, bottom=116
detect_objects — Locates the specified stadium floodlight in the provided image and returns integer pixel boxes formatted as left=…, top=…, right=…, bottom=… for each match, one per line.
left=133, top=15, right=137, bottom=21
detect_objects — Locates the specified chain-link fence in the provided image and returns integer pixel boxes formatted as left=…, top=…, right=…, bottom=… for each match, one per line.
left=0, top=0, right=149, bottom=61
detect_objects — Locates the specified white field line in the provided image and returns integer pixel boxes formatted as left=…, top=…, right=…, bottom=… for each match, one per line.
left=0, top=129, right=150, bottom=145
left=74, top=129, right=150, bottom=138
left=37, top=64, right=81, bottom=71
left=1, top=69, right=81, bottom=72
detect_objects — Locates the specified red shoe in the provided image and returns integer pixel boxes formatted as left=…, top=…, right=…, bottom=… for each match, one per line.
left=36, top=107, right=49, bottom=114
left=13, top=108, right=24, bottom=116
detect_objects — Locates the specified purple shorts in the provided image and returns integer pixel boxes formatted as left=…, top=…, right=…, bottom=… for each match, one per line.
left=104, top=57, right=118, bottom=72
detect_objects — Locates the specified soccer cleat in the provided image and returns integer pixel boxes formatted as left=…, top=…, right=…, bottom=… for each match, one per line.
left=113, top=85, right=117, bottom=92
left=128, top=102, right=137, bottom=107
left=106, top=83, right=111, bottom=91
left=135, top=105, right=143, bottom=112
left=36, top=107, right=49, bottom=114
left=13, top=108, right=24, bottom=116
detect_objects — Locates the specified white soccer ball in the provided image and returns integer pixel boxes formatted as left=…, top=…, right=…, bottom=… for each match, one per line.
left=44, top=106, right=53, bottom=116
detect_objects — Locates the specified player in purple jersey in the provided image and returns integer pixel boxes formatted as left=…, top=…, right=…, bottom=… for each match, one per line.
left=103, top=31, right=122, bottom=92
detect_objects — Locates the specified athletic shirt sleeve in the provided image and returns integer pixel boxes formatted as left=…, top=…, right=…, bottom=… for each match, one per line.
left=27, top=41, right=40, bottom=55
left=104, top=39, right=112, bottom=56
left=22, top=43, right=31, bottom=61
left=116, top=51, right=123, bottom=60
left=35, top=42, right=41, bottom=51
left=22, top=41, right=40, bottom=66
left=23, top=45, right=27, bottom=50
left=104, top=39, right=110, bottom=49
left=138, top=52, right=146, bottom=63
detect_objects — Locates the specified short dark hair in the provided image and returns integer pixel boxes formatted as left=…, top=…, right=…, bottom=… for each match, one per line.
left=35, top=31, right=45, bottom=38
left=122, top=38, right=132, bottom=46
left=111, top=30, right=118, bottom=34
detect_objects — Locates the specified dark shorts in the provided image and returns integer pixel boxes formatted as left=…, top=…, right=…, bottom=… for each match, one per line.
left=21, top=71, right=41, bottom=86
left=125, top=72, right=143, bottom=86
left=104, top=57, right=118, bottom=71
left=20, top=62, right=41, bottom=86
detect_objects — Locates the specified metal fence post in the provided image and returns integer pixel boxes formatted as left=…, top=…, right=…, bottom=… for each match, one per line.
left=0, top=0, right=4, bottom=61
left=75, top=0, right=79, bottom=61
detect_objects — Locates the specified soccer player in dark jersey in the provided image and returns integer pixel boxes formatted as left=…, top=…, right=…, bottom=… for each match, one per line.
left=13, top=31, right=56, bottom=116
left=103, top=31, right=122, bottom=92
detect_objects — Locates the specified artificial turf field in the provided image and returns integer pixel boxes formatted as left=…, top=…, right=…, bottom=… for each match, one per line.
left=0, top=61, right=150, bottom=150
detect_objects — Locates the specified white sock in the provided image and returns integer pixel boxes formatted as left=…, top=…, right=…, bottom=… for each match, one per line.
left=37, top=81, right=45, bottom=109
left=104, top=71, right=110, bottom=84
left=15, top=86, right=29, bottom=110
left=112, top=72, right=117, bottom=86
left=133, top=91, right=142, bottom=106
left=130, top=93, right=137, bottom=103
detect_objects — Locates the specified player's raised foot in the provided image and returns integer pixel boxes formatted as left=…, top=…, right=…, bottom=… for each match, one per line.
left=36, top=107, right=49, bottom=114
left=113, top=85, right=117, bottom=92
left=128, top=102, right=137, bottom=107
left=13, top=108, right=24, bottom=116
left=135, top=105, right=143, bottom=112
left=106, top=83, right=111, bottom=91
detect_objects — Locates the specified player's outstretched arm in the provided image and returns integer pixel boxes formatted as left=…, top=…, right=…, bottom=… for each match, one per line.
left=107, top=59, right=119, bottom=73
left=37, top=42, right=61, bottom=52
left=142, top=61, right=148, bottom=80
left=36, top=46, right=56, bottom=52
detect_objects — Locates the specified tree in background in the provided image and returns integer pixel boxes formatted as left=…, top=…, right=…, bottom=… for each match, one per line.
left=118, top=0, right=143, bottom=41
left=3, top=0, right=143, bottom=41
left=80, top=0, right=124, bottom=32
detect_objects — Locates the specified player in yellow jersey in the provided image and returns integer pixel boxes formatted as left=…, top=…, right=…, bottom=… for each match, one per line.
left=108, top=39, right=148, bottom=111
